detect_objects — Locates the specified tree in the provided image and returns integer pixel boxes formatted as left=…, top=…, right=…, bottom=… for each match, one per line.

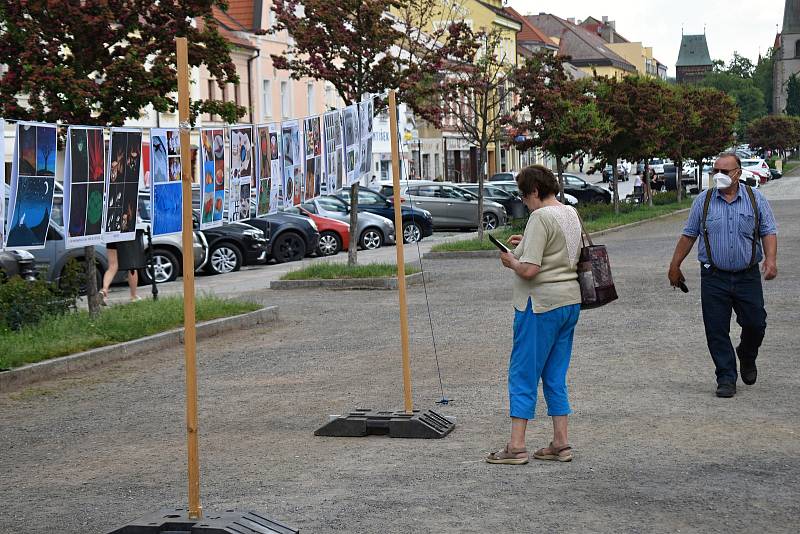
left=786, top=74, right=800, bottom=117
left=725, top=52, right=756, bottom=79
left=700, top=72, right=766, bottom=137
left=683, top=86, right=738, bottom=189
left=271, top=0, right=474, bottom=261
left=0, top=1, right=245, bottom=315
left=438, top=28, right=511, bottom=240
left=752, top=48, right=777, bottom=114
left=509, top=51, right=613, bottom=205
left=662, top=84, right=700, bottom=202
left=747, top=115, right=800, bottom=160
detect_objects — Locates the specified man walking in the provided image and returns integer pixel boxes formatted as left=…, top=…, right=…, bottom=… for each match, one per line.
left=668, top=153, right=778, bottom=398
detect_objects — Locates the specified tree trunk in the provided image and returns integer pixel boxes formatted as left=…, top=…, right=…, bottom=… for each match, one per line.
left=556, top=158, right=565, bottom=203
left=611, top=157, right=619, bottom=214
left=84, top=245, right=100, bottom=318
left=477, top=149, right=485, bottom=240
left=644, top=162, right=653, bottom=207
left=347, top=182, right=359, bottom=266
left=676, top=157, right=683, bottom=202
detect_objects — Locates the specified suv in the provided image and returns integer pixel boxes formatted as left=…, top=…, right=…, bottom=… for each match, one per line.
left=333, top=187, right=433, bottom=243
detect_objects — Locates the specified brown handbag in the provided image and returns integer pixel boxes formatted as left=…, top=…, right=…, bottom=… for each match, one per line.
left=576, top=213, right=618, bottom=310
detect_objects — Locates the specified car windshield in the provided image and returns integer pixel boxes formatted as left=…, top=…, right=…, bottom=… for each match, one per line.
left=317, top=197, right=347, bottom=213
left=741, top=160, right=761, bottom=166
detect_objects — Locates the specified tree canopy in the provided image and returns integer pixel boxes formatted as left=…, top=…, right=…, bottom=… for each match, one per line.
left=747, top=115, right=800, bottom=154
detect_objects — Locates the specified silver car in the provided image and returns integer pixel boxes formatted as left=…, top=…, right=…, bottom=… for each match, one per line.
left=392, top=180, right=507, bottom=230
left=303, top=196, right=396, bottom=250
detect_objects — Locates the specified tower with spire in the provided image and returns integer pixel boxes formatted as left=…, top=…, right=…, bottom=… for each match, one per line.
left=773, top=1, right=800, bottom=113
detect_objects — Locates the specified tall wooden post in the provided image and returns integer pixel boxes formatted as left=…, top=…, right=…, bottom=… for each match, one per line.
left=176, top=37, right=202, bottom=520
left=388, top=90, right=413, bottom=414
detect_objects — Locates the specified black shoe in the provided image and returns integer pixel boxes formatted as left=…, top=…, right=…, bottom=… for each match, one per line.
left=737, top=345, right=758, bottom=385
left=716, top=383, right=736, bottom=398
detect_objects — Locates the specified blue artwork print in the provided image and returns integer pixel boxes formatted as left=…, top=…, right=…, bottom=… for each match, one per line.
left=152, top=182, right=182, bottom=236
left=6, top=176, right=55, bottom=247
left=36, top=126, right=56, bottom=175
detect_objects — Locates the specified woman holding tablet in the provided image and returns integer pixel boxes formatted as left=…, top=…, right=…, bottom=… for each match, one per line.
left=486, top=165, right=582, bottom=465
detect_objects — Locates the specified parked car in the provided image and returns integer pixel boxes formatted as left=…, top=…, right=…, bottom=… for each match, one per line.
left=636, top=158, right=668, bottom=175
left=241, top=211, right=320, bottom=263
left=303, top=196, right=396, bottom=250
left=332, top=187, right=433, bottom=243
left=695, top=165, right=759, bottom=191
left=283, top=205, right=350, bottom=256
left=0, top=249, right=38, bottom=282
left=458, top=183, right=527, bottom=219
left=192, top=211, right=268, bottom=275
left=562, top=174, right=612, bottom=204
left=378, top=180, right=507, bottom=230
left=602, top=164, right=630, bottom=182
left=650, top=164, right=696, bottom=192
left=488, top=180, right=579, bottom=206
left=741, top=158, right=771, bottom=184
left=489, top=171, right=517, bottom=182
left=770, top=168, right=783, bottom=180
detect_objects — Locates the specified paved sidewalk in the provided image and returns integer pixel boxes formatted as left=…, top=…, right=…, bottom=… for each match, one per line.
left=0, top=178, right=798, bottom=533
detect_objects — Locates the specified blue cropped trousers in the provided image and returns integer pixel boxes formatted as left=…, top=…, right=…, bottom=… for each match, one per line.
left=508, top=298, right=580, bottom=420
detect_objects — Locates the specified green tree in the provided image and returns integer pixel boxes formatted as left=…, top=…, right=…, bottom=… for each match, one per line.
left=747, top=115, right=800, bottom=160
left=662, top=84, right=700, bottom=202
left=752, top=48, right=777, bottom=114
left=786, top=74, right=800, bottom=116
left=700, top=72, right=766, bottom=137
left=683, top=86, right=738, bottom=189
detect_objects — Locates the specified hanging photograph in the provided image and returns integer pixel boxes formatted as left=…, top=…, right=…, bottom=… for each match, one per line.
left=280, top=120, right=302, bottom=208
left=64, top=126, right=106, bottom=248
left=0, top=119, right=5, bottom=249
left=255, top=125, right=273, bottom=217
left=199, top=127, right=226, bottom=228
left=229, top=125, right=253, bottom=221
left=303, top=115, right=322, bottom=200
left=359, top=97, right=374, bottom=180
left=342, top=104, right=360, bottom=186
left=268, top=123, right=282, bottom=213
left=149, top=128, right=182, bottom=236
left=323, top=110, right=344, bottom=194
left=5, top=122, right=57, bottom=250
left=102, top=128, right=142, bottom=243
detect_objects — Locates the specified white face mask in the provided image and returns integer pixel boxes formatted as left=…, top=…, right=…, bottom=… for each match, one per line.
left=713, top=172, right=733, bottom=189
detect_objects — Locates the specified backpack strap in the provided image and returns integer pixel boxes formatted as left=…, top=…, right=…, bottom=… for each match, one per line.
left=744, top=184, right=760, bottom=268
left=701, top=189, right=716, bottom=269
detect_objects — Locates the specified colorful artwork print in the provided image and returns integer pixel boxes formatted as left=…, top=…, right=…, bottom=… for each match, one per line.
left=280, top=120, right=302, bottom=208
left=267, top=123, right=282, bottom=213
left=200, top=127, right=226, bottom=228
left=0, top=119, right=5, bottom=249
left=323, top=111, right=344, bottom=193
left=303, top=116, right=322, bottom=200
left=5, top=122, right=57, bottom=250
left=359, top=98, right=374, bottom=180
left=64, top=127, right=106, bottom=248
left=229, top=126, right=254, bottom=221
left=342, top=105, right=360, bottom=185
left=149, top=128, right=183, bottom=236
left=255, top=125, right=273, bottom=216
left=102, top=129, right=142, bottom=243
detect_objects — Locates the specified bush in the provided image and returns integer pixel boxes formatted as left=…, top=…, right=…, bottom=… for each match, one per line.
left=652, top=191, right=680, bottom=205
left=0, top=263, right=79, bottom=331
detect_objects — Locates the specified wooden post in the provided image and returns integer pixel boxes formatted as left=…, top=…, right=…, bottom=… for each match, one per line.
left=176, top=37, right=202, bottom=520
left=388, top=91, right=413, bottom=414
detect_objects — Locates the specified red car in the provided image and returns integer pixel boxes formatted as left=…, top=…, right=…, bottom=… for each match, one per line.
left=287, top=206, right=350, bottom=256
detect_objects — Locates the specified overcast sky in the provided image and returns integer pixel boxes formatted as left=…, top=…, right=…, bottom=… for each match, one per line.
left=508, top=0, right=787, bottom=76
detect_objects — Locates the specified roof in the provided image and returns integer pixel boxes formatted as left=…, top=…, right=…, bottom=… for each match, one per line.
left=476, top=1, right=522, bottom=30
left=211, top=5, right=257, bottom=50
left=579, top=16, right=629, bottom=44
left=504, top=6, right=557, bottom=47
left=526, top=13, right=637, bottom=72
left=226, top=0, right=256, bottom=31
left=676, top=34, right=712, bottom=67
left=783, top=0, right=800, bottom=34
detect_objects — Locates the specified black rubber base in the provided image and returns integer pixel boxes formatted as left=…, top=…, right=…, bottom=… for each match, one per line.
left=314, top=408, right=455, bottom=439
left=107, top=508, right=298, bottom=533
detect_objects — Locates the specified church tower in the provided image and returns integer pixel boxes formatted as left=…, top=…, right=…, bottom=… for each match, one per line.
left=773, top=1, right=800, bottom=113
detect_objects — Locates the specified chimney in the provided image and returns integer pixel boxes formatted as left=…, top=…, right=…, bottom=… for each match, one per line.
left=567, top=17, right=576, bottom=24
left=602, top=16, right=608, bottom=23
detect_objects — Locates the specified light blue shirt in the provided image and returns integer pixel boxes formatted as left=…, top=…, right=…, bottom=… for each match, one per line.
left=683, top=186, right=777, bottom=272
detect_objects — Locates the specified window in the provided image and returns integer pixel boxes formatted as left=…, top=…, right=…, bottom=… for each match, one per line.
left=317, top=197, right=348, bottom=213
left=307, top=83, right=315, bottom=114
left=795, top=40, right=800, bottom=58
left=325, top=85, right=335, bottom=109
left=407, top=186, right=438, bottom=197
left=207, top=80, right=216, bottom=121
left=221, top=83, right=228, bottom=103
left=357, top=190, right=384, bottom=205
left=234, top=83, right=241, bottom=106
left=300, top=202, right=317, bottom=214
left=262, top=80, right=272, bottom=119
left=280, top=81, right=290, bottom=119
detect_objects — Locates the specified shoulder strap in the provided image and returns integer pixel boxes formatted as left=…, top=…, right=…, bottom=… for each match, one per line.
left=744, top=185, right=759, bottom=268
left=701, top=189, right=715, bottom=269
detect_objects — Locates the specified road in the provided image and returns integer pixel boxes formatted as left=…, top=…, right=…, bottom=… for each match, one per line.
left=1, top=175, right=797, bottom=533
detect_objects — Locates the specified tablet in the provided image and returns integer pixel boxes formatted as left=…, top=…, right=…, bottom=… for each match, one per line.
left=488, top=234, right=511, bottom=253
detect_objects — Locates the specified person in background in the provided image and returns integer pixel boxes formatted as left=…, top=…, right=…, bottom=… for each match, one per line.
left=578, top=156, right=585, bottom=173
left=487, top=165, right=582, bottom=465
left=101, top=229, right=145, bottom=304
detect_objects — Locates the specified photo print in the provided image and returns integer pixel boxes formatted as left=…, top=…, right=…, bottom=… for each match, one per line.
left=342, top=104, right=360, bottom=185
left=322, top=110, right=344, bottom=194
left=149, top=128, right=182, bottom=236
left=0, top=119, right=5, bottom=248
left=359, top=97, right=374, bottom=179
left=229, top=125, right=253, bottom=221
left=303, top=116, right=322, bottom=200
left=102, top=128, right=142, bottom=243
left=64, top=126, right=106, bottom=248
left=5, top=122, right=58, bottom=250
left=267, top=123, right=282, bottom=213
left=199, top=127, right=226, bottom=228
left=280, top=120, right=301, bottom=208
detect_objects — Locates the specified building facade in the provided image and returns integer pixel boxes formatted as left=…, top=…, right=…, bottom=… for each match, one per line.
left=773, top=0, right=800, bottom=113
left=675, top=34, right=713, bottom=84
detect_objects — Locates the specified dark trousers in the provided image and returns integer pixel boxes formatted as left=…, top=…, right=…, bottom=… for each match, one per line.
left=700, top=264, right=767, bottom=385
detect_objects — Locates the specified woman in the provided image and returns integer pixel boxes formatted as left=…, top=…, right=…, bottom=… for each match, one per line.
left=487, top=165, right=582, bottom=465
left=101, top=230, right=145, bottom=304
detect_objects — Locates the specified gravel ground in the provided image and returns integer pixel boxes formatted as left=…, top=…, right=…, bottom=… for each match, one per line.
left=1, top=177, right=798, bottom=533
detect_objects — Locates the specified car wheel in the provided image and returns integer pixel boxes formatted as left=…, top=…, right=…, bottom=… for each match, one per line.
left=272, top=232, right=307, bottom=263
left=402, top=220, right=422, bottom=243
left=360, top=228, right=383, bottom=250
left=591, top=195, right=607, bottom=204
left=317, top=231, right=341, bottom=256
left=142, top=248, right=180, bottom=284
left=482, top=212, right=499, bottom=230
left=205, top=243, right=242, bottom=274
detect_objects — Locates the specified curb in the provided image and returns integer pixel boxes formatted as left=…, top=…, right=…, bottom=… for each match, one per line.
left=0, top=306, right=279, bottom=394
left=424, top=207, right=692, bottom=259
left=270, top=271, right=424, bottom=290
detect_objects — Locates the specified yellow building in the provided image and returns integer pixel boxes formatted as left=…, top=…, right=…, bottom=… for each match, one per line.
left=579, top=16, right=667, bottom=80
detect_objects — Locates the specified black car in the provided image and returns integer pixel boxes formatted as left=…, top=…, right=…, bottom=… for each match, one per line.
left=458, top=183, right=527, bottom=219
left=333, top=188, right=433, bottom=243
left=770, top=168, right=782, bottom=180
left=191, top=211, right=267, bottom=275
left=562, top=174, right=611, bottom=204
left=241, top=211, right=320, bottom=264
left=0, top=250, right=38, bottom=282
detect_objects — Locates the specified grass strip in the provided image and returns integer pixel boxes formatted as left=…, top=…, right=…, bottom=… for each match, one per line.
left=280, top=262, right=420, bottom=280
left=430, top=199, right=693, bottom=253
left=0, top=296, right=260, bottom=370
left=781, top=160, right=800, bottom=174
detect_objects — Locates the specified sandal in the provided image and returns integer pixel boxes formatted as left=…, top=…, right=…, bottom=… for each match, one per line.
left=486, top=445, right=528, bottom=465
left=533, top=442, right=573, bottom=462
left=99, top=290, right=109, bottom=307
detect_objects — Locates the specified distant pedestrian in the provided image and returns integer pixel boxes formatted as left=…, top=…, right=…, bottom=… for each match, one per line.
left=487, top=165, right=582, bottom=465
left=668, top=153, right=778, bottom=398
left=101, top=229, right=146, bottom=304
left=578, top=157, right=585, bottom=173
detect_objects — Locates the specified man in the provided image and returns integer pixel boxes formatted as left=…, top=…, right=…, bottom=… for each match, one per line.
left=668, top=153, right=777, bottom=398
